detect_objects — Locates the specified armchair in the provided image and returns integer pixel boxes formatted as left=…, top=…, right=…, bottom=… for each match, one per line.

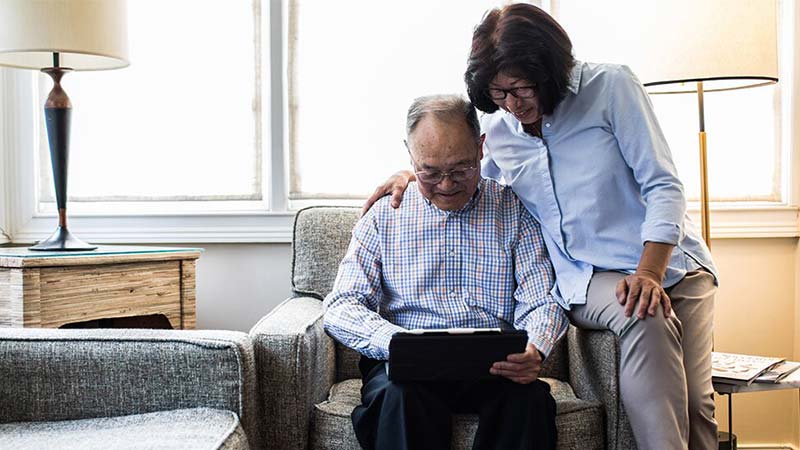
left=251, top=206, right=636, bottom=450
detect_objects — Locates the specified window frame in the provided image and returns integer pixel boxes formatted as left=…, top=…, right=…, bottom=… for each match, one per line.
left=0, top=0, right=797, bottom=244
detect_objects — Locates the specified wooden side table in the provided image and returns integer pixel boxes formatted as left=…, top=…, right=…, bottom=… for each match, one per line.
left=0, top=246, right=202, bottom=330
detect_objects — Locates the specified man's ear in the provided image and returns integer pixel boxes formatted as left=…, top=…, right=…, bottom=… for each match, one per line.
left=478, top=134, right=486, bottom=160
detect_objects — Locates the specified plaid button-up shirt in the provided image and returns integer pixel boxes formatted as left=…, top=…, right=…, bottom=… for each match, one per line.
left=323, top=179, right=568, bottom=361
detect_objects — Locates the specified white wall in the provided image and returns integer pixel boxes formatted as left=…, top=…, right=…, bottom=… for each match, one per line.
left=194, top=243, right=293, bottom=331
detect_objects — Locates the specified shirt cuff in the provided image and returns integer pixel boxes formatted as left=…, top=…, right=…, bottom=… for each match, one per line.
left=641, top=220, right=681, bottom=246
left=527, top=332, right=558, bottom=360
left=368, top=322, right=407, bottom=360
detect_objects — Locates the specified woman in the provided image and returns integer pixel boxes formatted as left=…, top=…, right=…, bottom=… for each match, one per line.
left=364, top=4, right=717, bottom=450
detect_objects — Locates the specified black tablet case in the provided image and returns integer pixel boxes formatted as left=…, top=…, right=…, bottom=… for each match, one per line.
left=387, top=329, right=528, bottom=381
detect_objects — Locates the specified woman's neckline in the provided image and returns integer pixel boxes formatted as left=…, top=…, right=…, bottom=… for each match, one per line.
left=522, top=119, right=543, bottom=138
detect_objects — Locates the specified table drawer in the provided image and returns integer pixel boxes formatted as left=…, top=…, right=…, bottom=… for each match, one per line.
left=37, top=261, right=182, bottom=328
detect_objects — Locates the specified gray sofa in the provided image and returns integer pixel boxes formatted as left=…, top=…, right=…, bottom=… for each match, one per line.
left=0, top=328, right=261, bottom=450
left=250, top=206, right=637, bottom=450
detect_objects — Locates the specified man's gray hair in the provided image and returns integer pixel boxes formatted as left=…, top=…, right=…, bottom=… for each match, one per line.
left=406, top=94, right=481, bottom=143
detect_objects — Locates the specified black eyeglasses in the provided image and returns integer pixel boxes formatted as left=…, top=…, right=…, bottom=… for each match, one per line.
left=486, top=86, right=537, bottom=101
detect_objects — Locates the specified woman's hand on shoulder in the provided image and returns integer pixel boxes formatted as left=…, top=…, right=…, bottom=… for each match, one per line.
left=615, top=269, right=672, bottom=319
left=361, top=170, right=415, bottom=216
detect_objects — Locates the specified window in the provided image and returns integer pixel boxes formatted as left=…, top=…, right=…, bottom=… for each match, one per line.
left=2, top=0, right=297, bottom=243
left=35, top=0, right=266, bottom=214
left=649, top=87, right=779, bottom=202
left=2, top=1, right=797, bottom=243
left=289, top=0, right=511, bottom=200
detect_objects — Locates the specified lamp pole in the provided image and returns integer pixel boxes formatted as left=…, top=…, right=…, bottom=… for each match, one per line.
left=696, top=81, right=711, bottom=247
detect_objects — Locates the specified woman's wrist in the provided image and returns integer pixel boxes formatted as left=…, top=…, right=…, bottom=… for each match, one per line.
left=635, top=241, right=673, bottom=282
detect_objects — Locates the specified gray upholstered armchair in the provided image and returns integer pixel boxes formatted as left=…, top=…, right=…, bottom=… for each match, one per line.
left=0, top=329, right=261, bottom=450
left=250, top=206, right=636, bottom=450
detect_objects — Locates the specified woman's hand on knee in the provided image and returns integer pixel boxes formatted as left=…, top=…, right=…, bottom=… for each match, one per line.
left=615, top=271, right=672, bottom=319
left=361, top=170, right=415, bottom=216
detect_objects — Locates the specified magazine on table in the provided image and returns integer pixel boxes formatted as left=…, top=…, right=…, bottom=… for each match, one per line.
left=754, top=361, right=800, bottom=383
left=711, top=352, right=784, bottom=386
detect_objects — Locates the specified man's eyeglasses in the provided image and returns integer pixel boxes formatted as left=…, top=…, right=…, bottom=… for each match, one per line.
left=486, top=86, right=537, bottom=101
left=404, top=140, right=479, bottom=185
left=414, top=166, right=479, bottom=185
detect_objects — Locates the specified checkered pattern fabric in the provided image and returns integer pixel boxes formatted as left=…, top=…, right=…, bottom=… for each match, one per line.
left=323, top=179, right=568, bottom=361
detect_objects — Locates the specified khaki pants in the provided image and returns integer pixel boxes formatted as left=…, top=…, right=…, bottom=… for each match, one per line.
left=568, top=270, right=717, bottom=450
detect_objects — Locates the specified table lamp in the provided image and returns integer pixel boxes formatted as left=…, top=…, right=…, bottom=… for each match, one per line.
left=0, top=0, right=129, bottom=251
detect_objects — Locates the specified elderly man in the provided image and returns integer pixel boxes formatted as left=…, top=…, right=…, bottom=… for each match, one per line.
left=323, top=94, right=567, bottom=450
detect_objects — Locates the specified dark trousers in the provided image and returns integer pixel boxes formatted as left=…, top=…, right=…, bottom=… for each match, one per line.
left=351, top=357, right=557, bottom=450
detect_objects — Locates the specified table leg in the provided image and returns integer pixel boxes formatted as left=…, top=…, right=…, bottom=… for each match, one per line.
left=729, top=393, right=733, bottom=444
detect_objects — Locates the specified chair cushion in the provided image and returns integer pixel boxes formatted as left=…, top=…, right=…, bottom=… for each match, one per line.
left=310, top=378, right=604, bottom=450
left=0, top=407, right=249, bottom=450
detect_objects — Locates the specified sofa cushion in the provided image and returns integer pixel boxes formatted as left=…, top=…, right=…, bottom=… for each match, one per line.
left=0, top=407, right=249, bottom=450
left=310, top=378, right=604, bottom=450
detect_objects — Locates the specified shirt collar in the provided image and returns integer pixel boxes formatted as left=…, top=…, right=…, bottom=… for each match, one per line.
left=567, top=60, right=583, bottom=95
left=503, top=61, right=582, bottom=135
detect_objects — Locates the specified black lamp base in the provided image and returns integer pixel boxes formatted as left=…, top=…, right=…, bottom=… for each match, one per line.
left=30, top=226, right=97, bottom=251
left=718, top=431, right=737, bottom=450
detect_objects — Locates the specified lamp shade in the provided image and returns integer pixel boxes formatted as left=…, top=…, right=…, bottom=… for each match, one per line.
left=0, top=0, right=129, bottom=71
left=554, top=0, right=778, bottom=93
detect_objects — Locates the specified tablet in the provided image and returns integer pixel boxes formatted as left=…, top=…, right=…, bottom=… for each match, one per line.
left=387, top=328, right=528, bottom=381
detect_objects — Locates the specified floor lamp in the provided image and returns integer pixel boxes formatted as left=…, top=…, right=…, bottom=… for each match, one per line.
left=633, top=2, right=779, bottom=449
left=0, top=0, right=129, bottom=251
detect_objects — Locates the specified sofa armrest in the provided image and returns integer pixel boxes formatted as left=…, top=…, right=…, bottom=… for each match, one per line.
left=0, top=328, right=260, bottom=450
left=249, top=296, right=336, bottom=450
left=567, top=327, right=635, bottom=450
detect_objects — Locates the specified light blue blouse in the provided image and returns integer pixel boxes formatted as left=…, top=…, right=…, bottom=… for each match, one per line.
left=481, top=61, right=717, bottom=308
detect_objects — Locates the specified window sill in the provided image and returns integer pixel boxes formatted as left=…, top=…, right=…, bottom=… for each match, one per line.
left=10, top=210, right=297, bottom=244
left=687, top=203, right=799, bottom=239
left=5, top=202, right=798, bottom=245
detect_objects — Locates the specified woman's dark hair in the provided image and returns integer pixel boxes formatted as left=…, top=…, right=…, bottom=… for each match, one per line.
left=465, top=3, right=575, bottom=115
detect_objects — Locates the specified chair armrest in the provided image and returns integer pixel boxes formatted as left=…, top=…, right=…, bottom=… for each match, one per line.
left=567, top=327, right=635, bottom=450
left=249, top=296, right=336, bottom=450
left=0, top=328, right=260, bottom=450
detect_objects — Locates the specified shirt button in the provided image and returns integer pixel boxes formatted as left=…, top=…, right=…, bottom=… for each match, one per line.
left=545, top=122, right=551, bottom=128
left=449, top=290, right=457, bottom=298
left=449, top=249, right=456, bottom=256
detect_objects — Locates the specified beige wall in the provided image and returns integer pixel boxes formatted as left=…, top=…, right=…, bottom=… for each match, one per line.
left=711, top=238, right=800, bottom=448
left=795, top=239, right=800, bottom=446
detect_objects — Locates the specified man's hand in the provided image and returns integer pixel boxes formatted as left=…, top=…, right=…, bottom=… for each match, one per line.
left=361, top=170, right=415, bottom=216
left=616, top=269, right=672, bottom=319
left=490, top=343, right=542, bottom=384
